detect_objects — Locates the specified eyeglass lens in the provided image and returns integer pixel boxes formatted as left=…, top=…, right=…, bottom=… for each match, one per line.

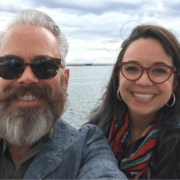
left=121, top=63, right=172, bottom=83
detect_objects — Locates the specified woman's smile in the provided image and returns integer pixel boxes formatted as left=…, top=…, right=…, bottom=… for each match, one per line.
left=132, top=92, right=155, bottom=100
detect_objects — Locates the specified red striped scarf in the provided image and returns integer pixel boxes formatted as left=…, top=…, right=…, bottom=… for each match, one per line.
left=104, top=111, right=159, bottom=179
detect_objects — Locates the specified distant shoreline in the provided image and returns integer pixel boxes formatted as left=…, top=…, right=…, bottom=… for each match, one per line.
left=67, top=63, right=113, bottom=66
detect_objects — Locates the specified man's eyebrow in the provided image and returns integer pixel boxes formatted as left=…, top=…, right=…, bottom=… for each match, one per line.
left=0, top=54, right=50, bottom=61
left=0, top=54, right=19, bottom=58
left=0, top=54, right=21, bottom=61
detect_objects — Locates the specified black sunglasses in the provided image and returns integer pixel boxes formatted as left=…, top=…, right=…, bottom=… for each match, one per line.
left=0, top=55, right=62, bottom=80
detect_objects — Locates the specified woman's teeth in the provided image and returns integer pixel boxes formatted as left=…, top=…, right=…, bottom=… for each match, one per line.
left=133, top=93, right=154, bottom=100
left=18, top=95, right=38, bottom=102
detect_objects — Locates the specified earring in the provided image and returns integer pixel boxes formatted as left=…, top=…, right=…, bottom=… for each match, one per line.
left=117, top=89, right=122, bottom=100
left=166, top=93, right=175, bottom=107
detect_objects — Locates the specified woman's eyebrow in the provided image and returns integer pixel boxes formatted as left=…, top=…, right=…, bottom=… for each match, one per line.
left=126, top=60, right=169, bottom=66
left=153, top=61, right=169, bottom=65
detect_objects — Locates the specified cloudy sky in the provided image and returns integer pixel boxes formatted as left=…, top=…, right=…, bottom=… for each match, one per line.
left=0, top=0, right=180, bottom=64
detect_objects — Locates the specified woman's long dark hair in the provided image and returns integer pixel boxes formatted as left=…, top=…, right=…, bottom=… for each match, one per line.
left=87, top=24, right=180, bottom=179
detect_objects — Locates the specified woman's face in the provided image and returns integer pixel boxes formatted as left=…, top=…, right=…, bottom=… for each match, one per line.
left=119, top=38, right=176, bottom=119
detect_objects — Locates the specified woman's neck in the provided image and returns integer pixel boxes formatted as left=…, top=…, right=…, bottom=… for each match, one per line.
left=128, top=111, right=157, bottom=144
left=129, top=111, right=157, bottom=130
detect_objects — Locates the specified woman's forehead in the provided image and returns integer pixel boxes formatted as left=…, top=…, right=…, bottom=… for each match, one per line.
left=122, top=38, right=173, bottom=67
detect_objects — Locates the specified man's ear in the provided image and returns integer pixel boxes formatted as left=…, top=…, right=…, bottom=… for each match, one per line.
left=64, top=68, right=70, bottom=91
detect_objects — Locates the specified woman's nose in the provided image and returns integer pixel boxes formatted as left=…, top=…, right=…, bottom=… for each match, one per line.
left=135, top=70, right=153, bottom=86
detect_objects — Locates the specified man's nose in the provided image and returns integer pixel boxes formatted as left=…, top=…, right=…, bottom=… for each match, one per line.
left=16, top=66, right=39, bottom=84
left=135, top=70, right=153, bottom=86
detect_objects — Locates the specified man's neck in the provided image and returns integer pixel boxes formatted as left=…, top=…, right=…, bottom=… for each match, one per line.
left=8, top=144, right=31, bottom=168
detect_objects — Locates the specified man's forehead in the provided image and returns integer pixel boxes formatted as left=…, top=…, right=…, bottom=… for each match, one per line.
left=0, top=24, right=59, bottom=57
left=2, top=24, right=57, bottom=43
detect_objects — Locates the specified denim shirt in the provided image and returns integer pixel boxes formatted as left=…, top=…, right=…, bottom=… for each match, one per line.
left=0, top=119, right=127, bottom=179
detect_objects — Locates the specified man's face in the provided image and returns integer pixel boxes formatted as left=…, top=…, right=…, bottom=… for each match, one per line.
left=0, top=24, right=70, bottom=145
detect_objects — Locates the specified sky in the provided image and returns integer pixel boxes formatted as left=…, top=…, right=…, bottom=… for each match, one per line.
left=0, top=0, right=180, bottom=64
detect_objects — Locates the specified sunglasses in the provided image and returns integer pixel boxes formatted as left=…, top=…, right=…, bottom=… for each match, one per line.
left=0, top=55, right=62, bottom=80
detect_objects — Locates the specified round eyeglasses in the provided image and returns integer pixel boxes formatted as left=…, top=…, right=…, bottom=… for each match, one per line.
left=119, top=62, right=178, bottom=84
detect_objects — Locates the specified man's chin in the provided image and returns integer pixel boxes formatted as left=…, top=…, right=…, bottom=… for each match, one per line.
left=0, top=106, right=55, bottom=146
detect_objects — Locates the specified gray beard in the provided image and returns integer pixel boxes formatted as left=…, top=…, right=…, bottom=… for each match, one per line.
left=0, top=80, right=66, bottom=146
left=0, top=107, right=54, bottom=145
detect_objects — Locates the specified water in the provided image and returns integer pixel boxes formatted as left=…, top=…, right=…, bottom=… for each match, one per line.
left=62, top=65, right=113, bottom=129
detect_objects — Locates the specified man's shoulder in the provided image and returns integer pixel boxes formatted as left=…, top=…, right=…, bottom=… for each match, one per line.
left=54, top=118, right=77, bottom=133
left=27, top=119, right=127, bottom=179
left=50, top=118, right=107, bottom=153
left=51, top=119, right=114, bottom=160
left=53, top=118, right=104, bottom=143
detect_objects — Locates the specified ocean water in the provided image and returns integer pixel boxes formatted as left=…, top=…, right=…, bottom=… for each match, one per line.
left=62, top=65, right=113, bottom=129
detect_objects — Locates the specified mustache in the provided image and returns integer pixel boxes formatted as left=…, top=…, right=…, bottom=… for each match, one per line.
left=0, top=84, right=57, bottom=103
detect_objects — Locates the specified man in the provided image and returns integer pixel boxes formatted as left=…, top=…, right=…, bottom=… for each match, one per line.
left=0, top=9, right=126, bottom=179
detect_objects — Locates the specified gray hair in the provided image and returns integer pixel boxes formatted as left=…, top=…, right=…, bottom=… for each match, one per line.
left=0, top=9, right=69, bottom=68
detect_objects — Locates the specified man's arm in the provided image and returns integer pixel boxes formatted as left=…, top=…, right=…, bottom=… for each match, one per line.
left=77, top=124, right=127, bottom=179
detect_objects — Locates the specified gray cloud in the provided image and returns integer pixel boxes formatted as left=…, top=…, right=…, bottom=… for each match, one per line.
left=27, top=0, right=142, bottom=15
left=1, top=0, right=180, bottom=63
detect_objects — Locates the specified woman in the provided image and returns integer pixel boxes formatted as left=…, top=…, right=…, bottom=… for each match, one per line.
left=87, top=25, right=180, bottom=179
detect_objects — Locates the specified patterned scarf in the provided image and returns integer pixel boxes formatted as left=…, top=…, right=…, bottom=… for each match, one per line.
left=104, top=110, right=159, bottom=179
